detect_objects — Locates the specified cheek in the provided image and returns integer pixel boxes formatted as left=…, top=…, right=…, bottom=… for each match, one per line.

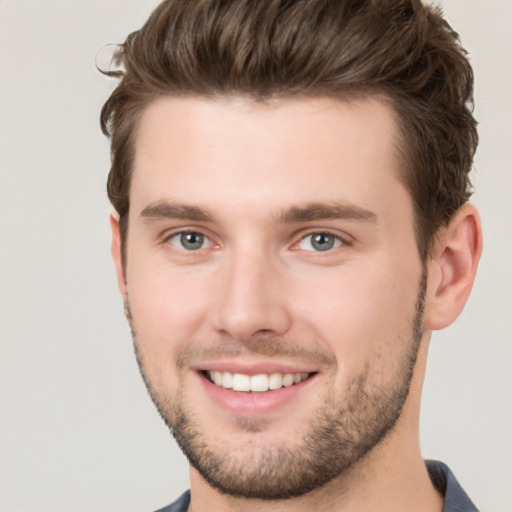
left=291, top=263, right=420, bottom=375
left=126, top=259, right=212, bottom=357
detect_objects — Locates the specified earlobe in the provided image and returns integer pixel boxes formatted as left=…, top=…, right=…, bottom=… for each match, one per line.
left=110, top=210, right=127, bottom=296
left=425, top=203, right=483, bottom=331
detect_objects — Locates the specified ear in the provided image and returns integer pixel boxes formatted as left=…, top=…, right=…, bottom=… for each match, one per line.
left=110, top=210, right=127, bottom=297
left=424, top=203, right=482, bottom=331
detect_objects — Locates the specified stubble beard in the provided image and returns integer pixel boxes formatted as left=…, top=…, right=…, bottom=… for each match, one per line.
left=128, top=268, right=427, bottom=500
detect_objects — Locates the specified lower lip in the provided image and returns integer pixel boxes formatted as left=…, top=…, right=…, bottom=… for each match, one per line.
left=197, top=372, right=316, bottom=416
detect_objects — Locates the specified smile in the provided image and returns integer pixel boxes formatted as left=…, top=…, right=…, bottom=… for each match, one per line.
left=206, top=371, right=311, bottom=392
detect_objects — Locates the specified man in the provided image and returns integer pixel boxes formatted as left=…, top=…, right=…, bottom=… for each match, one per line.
left=101, top=0, right=482, bottom=510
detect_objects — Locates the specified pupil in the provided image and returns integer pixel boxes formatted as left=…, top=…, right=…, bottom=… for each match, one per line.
left=181, top=232, right=204, bottom=250
left=312, top=233, right=334, bottom=251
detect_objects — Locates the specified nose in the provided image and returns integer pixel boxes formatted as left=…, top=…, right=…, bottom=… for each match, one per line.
left=212, top=249, right=292, bottom=343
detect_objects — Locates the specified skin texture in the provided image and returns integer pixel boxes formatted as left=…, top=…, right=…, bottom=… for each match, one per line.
left=111, top=96, right=482, bottom=512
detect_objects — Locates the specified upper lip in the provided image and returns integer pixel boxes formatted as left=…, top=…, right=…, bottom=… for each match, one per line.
left=194, top=360, right=319, bottom=376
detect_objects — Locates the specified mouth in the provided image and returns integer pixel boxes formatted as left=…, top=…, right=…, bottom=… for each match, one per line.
left=197, top=366, right=320, bottom=416
left=203, top=370, right=313, bottom=392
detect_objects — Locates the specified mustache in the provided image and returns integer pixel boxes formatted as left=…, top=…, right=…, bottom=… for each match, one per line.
left=124, top=295, right=336, bottom=368
left=174, top=337, right=337, bottom=369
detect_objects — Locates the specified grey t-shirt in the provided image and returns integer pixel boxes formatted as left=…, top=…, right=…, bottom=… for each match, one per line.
left=154, top=460, right=478, bottom=512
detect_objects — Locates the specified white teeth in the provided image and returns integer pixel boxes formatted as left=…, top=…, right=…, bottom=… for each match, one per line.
left=250, top=374, right=269, bottom=392
left=212, top=371, right=223, bottom=386
left=232, top=373, right=251, bottom=391
left=282, top=373, right=295, bottom=387
left=268, top=373, right=283, bottom=390
left=207, top=371, right=311, bottom=392
left=221, top=372, right=233, bottom=389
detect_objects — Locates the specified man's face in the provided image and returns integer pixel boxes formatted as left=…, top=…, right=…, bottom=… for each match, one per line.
left=117, top=96, right=428, bottom=499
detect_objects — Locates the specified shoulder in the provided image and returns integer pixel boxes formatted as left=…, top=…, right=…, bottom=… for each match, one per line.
left=426, top=460, right=479, bottom=512
left=153, top=490, right=191, bottom=512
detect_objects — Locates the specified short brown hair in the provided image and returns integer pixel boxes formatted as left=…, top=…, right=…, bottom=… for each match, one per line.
left=100, top=0, right=477, bottom=262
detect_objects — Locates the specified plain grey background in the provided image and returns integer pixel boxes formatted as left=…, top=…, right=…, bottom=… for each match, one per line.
left=0, top=1, right=510, bottom=511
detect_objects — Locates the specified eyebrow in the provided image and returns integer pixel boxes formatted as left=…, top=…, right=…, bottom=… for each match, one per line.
left=140, top=201, right=213, bottom=222
left=277, top=202, right=377, bottom=224
left=139, top=200, right=377, bottom=224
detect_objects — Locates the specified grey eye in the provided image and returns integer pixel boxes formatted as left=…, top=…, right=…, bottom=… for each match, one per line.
left=169, top=232, right=207, bottom=250
left=298, top=233, right=342, bottom=252
left=181, top=232, right=204, bottom=250
left=311, top=233, right=335, bottom=251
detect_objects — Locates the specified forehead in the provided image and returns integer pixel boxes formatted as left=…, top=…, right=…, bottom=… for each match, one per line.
left=130, top=95, right=409, bottom=222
